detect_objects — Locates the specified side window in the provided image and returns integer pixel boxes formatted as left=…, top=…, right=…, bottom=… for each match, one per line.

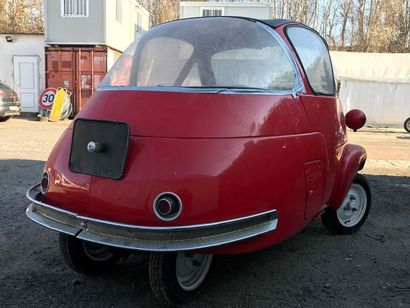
left=287, top=27, right=335, bottom=95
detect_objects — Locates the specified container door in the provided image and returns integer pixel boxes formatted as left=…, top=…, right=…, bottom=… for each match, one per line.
left=13, top=56, right=39, bottom=112
left=74, top=49, right=107, bottom=115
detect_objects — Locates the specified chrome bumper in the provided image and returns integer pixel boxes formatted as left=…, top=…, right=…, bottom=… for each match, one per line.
left=26, top=184, right=278, bottom=252
left=0, top=105, right=20, bottom=116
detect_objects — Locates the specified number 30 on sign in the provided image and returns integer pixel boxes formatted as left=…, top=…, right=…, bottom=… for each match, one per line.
left=39, top=88, right=57, bottom=110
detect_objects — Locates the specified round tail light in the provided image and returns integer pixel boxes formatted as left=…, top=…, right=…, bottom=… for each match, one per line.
left=40, top=172, right=49, bottom=194
left=153, top=192, right=182, bottom=221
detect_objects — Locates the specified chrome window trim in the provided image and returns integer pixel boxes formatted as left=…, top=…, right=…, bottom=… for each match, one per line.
left=97, top=86, right=295, bottom=96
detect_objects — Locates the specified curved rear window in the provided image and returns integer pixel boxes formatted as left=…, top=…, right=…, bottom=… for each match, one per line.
left=101, top=18, right=297, bottom=92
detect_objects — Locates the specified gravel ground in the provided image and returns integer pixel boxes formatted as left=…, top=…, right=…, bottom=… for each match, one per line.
left=1, top=118, right=409, bottom=307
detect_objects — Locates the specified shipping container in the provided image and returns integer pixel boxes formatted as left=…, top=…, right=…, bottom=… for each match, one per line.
left=45, top=46, right=121, bottom=115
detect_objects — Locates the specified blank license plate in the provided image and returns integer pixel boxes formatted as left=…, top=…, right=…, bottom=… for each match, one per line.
left=69, top=119, right=130, bottom=179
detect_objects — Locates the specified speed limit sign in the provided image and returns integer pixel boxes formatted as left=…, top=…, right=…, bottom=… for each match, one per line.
left=39, top=88, right=57, bottom=109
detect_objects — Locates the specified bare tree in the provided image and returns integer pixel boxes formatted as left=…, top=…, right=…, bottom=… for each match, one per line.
left=340, top=0, right=352, bottom=49
left=1, top=0, right=408, bottom=52
left=140, top=0, right=179, bottom=26
left=0, top=0, right=44, bottom=34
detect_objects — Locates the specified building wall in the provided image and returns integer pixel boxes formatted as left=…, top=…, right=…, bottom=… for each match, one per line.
left=46, top=0, right=149, bottom=51
left=180, top=2, right=273, bottom=19
left=45, top=0, right=104, bottom=45
left=0, top=34, right=45, bottom=93
left=105, top=0, right=150, bottom=52
left=107, top=48, right=122, bottom=70
left=136, top=5, right=150, bottom=37
left=225, top=6, right=273, bottom=19
left=180, top=5, right=200, bottom=18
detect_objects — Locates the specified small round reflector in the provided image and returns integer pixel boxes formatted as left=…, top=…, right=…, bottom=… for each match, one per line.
left=40, top=172, right=49, bottom=194
left=153, top=192, right=182, bottom=221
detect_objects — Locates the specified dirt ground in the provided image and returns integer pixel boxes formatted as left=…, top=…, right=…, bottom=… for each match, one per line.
left=1, top=118, right=409, bottom=307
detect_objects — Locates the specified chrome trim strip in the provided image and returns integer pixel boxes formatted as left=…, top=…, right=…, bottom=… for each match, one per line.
left=26, top=204, right=81, bottom=236
left=97, top=86, right=294, bottom=96
left=27, top=184, right=277, bottom=231
left=26, top=185, right=79, bottom=217
left=25, top=184, right=278, bottom=251
left=76, top=217, right=277, bottom=252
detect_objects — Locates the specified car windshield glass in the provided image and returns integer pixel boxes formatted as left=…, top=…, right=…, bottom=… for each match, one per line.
left=101, top=18, right=297, bottom=92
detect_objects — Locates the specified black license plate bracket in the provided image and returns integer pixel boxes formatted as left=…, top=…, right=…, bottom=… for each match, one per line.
left=69, top=119, right=130, bottom=180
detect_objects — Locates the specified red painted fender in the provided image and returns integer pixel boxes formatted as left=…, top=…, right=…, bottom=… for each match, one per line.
left=329, top=144, right=367, bottom=209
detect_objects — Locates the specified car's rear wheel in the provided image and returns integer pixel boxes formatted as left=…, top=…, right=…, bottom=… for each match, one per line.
left=149, top=252, right=213, bottom=305
left=0, top=116, right=11, bottom=122
left=404, top=117, right=410, bottom=133
left=59, top=233, right=121, bottom=274
left=322, top=174, right=371, bottom=234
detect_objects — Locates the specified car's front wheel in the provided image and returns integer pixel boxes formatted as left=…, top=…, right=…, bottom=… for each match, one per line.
left=322, top=174, right=371, bottom=234
left=59, top=233, right=121, bottom=274
left=149, top=252, right=213, bottom=305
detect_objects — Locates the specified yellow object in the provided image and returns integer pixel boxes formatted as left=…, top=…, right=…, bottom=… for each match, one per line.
left=49, top=88, right=67, bottom=122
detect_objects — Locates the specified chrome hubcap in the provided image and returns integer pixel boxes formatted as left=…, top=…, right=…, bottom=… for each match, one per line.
left=337, top=183, right=367, bottom=227
left=176, top=253, right=213, bottom=291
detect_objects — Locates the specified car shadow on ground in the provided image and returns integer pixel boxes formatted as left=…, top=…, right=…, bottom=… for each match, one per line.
left=1, top=161, right=409, bottom=307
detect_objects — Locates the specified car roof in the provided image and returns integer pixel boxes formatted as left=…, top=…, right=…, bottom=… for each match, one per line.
left=154, top=17, right=328, bottom=50
left=259, top=19, right=297, bottom=28
left=160, top=16, right=305, bottom=30
left=158, top=16, right=319, bottom=39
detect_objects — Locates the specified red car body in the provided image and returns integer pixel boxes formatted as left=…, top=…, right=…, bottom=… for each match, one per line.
left=38, top=91, right=365, bottom=255
left=27, top=18, right=366, bottom=304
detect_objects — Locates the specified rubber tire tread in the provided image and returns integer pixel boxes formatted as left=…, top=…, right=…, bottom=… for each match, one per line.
left=321, top=174, right=371, bottom=235
left=404, top=117, right=410, bottom=133
left=0, top=116, right=11, bottom=122
left=149, top=252, right=205, bottom=306
left=59, top=233, right=119, bottom=274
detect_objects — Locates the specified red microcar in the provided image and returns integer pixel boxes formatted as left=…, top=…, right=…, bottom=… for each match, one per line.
left=26, top=17, right=371, bottom=305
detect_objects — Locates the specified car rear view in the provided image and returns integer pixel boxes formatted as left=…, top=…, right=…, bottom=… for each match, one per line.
left=25, top=17, right=370, bottom=305
left=0, top=82, right=20, bottom=121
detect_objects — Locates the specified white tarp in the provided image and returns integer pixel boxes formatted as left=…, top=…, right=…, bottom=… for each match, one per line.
left=330, top=51, right=410, bottom=126
left=339, top=80, right=410, bottom=126
left=330, top=51, right=410, bottom=83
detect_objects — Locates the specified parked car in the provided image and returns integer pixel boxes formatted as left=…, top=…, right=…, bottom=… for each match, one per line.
left=26, top=17, right=371, bottom=305
left=0, top=81, right=20, bottom=121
